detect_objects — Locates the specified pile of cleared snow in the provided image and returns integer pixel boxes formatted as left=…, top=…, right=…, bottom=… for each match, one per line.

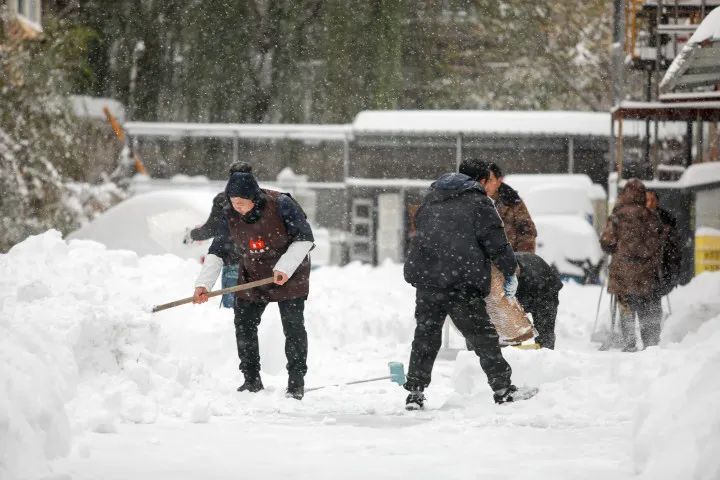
left=661, top=272, right=720, bottom=345
left=0, top=231, right=212, bottom=479
left=0, top=232, right=416, bottom=479
left=634, top=313, right=720, bottom=480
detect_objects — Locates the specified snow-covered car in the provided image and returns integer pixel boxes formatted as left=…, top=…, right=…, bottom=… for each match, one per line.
left=534, top=214, right=603, bottom=283
left=68, top=190, right=331, bottom=266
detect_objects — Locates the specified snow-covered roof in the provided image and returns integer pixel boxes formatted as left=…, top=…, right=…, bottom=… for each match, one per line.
left=124, top=122, right=352, bottom=141
left=688, top=6, right=720, bottom=44
left=660, top=7, right=720, bottom=92
left=639, top=162, right=720, bottom=190
left=70, top=95, right=126, bottom=123
left=679, top=161, right=720, bottom=187
left=352, top=110, right=611, bottom=137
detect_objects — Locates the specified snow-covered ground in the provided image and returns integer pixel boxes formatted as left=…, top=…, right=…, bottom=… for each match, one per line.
left=2, top=231, right=719, bottom=480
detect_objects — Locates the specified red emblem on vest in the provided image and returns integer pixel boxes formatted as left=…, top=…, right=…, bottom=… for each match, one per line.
left=249, top=238, right=266, bottom=252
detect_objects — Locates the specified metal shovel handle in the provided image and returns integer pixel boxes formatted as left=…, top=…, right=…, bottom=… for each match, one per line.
left=152, top=276, right=275, bottom=313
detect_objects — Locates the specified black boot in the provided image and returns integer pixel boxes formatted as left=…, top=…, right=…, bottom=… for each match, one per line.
left=405, top=392, right=425, bottom=411
left=493, top=385, right=538, bottom=404
left=404, top=382, right=425, bottom=411
left=286, top=376, right=304, bottom=400
left=237, top=375, right=264, bottom=393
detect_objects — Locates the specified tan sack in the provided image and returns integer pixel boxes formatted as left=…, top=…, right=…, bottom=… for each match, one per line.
left=485, top=266, right=536, bottom=344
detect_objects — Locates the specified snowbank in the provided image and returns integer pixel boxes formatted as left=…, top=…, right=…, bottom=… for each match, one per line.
left=0, top=232, right=416, bottom=479
left=634, top=314, right=720, bottom=480
left=0, top=231, right=207, bottom=479
left=660, top=272, right=720, bottom=345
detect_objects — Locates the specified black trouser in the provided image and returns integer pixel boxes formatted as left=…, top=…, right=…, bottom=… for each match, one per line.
left=518, top=290, right=559, bottom=350
left=618, top=294, right=662, bottom=348
left=406, top=287, right=512, bottom=393
left=233, top=298, right=308, bottom=381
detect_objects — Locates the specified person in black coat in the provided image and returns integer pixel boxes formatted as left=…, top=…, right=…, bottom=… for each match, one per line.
left=403, top=161, right=524, bottom=409
left=187, top=162, right=254, bottom=243
left=515, top=252, right=563, bottom=349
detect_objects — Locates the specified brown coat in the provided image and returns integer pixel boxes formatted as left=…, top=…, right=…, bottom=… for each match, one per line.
left=600, top=179, right=662, bottom=297
left=494, top=183, right=537, bottom=253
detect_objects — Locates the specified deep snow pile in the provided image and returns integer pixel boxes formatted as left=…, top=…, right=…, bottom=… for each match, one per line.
left=633, top=273, right=720, bottom=480
left=0, top=231, right=416, bottom=479
left=2, top=230, right=720, bottom=479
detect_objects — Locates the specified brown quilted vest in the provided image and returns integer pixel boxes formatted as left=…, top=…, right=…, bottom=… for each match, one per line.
left=227, top=190, right=311, bottom=303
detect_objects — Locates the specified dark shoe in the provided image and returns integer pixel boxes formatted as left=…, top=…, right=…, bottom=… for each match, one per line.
left=286, top=376, right=304, bottom=400
left=405, top=391, right=425, bottom=411
left=237, top=377, right=264, bottom=393
left=621, top=345, right=638, bottom=353
left=493, top=385, right=538, bottom=404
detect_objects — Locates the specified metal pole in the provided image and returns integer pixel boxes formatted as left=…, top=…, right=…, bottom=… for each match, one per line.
left=653, top=119, right=660, bottom=179
left=697, top=113, right=704, bottom=163
left=655, top=0, right=663, bottom=100
left=568, top=137, right=575, bottom=173
left=455, top=133, right=463, bottom=170
left=644, top=69, right=652, bottom=167
left=617, top=117, right=624, bottom=183
left=612, top=0, right=626, bottom=107
left=343, top=136, right=350, bottom=180
left=686, top=121, right=693, bottom=167
left=232, top=136, right=239, bottom=163
left=610, top=116, right=616, bottom=186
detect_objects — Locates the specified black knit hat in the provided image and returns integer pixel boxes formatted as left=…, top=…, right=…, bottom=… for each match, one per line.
left=226, top=172, right=260, bottom=199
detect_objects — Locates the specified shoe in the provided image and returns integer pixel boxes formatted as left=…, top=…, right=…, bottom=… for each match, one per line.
left=621, top=345, right=638, bottom=352
left=285, top=376, right=304, bottom=400
left=237, top=377, right=264, bottom=393
left=405, top=391, right=425, bottom=411
left=493, top=385, right=538, bottom=404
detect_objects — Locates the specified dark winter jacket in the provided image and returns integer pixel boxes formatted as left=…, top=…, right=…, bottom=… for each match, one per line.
left=655, top=206, right=682, bottom=297
left=209, top=189, right=314, bottom=302
left=190, top=192, right=227, bottom=241
left=493, top=183, right=537, bottom=253
left=515, top=252, right=563, bottom=309
left=600, top=179, right=663, bottom=297
left=191, top=192, right=241, bottom=265
left=404, top=173, right=518, bottom=296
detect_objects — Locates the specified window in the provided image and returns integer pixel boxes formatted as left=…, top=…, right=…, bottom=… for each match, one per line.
left=11, top=0, right=42, bottom=30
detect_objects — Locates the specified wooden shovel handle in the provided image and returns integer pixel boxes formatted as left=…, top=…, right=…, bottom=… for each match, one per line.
left=151, top=276, right=275, bottom=313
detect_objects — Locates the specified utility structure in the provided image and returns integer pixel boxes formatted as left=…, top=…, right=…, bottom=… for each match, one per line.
left=612, top=0, right=720, bottom=182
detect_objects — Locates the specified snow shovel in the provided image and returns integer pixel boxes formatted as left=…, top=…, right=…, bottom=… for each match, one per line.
left=151, top=276, right=275, bottom=313
left=305, top=362, right=407, bottom=393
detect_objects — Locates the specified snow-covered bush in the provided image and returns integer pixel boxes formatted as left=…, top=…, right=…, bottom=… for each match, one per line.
left=0, top=9, right=123, bottom=252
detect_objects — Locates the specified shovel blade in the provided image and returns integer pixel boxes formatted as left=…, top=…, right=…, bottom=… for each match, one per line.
left=388, top=361, right=406, bottom=386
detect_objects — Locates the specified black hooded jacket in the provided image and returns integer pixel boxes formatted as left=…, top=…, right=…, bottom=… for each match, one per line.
left=404, top=173, right=518, bottom=295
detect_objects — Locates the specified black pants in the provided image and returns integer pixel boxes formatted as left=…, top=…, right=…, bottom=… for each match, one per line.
left=233, top=298, right=308, bottom=380
left=518, top=290, right=559, bottom=350
left=406, top=288, right=512, bottom=393
left=618, top=294, right=662, bottom=348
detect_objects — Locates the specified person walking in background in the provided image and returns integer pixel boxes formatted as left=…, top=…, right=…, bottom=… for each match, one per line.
left=600, top=179, right=663, bottom=351
left=184, top=162, right=252, bottom=308
left=192, top=170, right=314, bottom=399
left=646, top=189, right=682, bottom=298
left=480, top=162, right=537, bottom=253
left=403, top=159, right=536, bottom=410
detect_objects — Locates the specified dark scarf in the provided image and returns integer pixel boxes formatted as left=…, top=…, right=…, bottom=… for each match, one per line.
left=238, top=192, right=267, bottom=224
